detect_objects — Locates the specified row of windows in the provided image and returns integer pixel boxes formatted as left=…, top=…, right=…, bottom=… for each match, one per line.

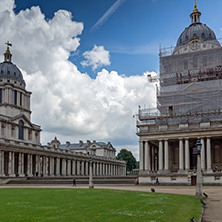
left=0, top=89, right=23, bottom=106
left=0, top=70, right=21, bottom=78
left=179, top=32, right=213, bottom=44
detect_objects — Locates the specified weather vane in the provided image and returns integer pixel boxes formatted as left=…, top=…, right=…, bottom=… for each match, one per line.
left=5, top=41, right=12, bottom=48
left=195, top=0, right=197, bottom=7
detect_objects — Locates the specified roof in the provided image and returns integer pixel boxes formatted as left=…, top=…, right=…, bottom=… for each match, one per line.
left=0, top=61, right=25, bottom=83
left=60, top=141, right=114, bottom=150
left=176, top=23, right=217, bottom=47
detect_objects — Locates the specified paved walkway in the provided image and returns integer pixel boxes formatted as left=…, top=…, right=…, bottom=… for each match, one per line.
left=1, top=184, right=221, bottom=221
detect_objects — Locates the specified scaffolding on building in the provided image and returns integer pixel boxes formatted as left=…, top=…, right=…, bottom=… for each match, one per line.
left=144, top=39, right=222, bottom=122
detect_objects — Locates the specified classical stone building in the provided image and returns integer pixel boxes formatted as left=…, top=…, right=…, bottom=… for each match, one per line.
left=137, top=3, right=222, bottom=185
left=0, top=43, right=126, bottom=178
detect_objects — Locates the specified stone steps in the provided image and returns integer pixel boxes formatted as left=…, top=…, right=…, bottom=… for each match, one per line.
left=4, top=176, right=137, bottom=185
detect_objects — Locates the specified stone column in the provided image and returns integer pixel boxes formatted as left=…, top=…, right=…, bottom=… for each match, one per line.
left=0, top=151, right=3, bottom=176
left=42, top=156, right=46, bottom=176
left=9, top=152, right=15, bottom=177
left=144, top=141, right=150, bottom=172
left=85, top=161, right=89, bottom=176
left=103, top=163, right=105, bottom=176
left=151, top=146, right=155, bottom=171
left=62, top=159, right=66, bottom=176
left=158, top=140, right=163, bottom=171
left=8, top=151, right=12, bottom=176
left=18, top=153, right=22, bottom=176
left=50, top=157, right=54, bottom=176
left=81, top=161, right=85, bottom=176
left=201, top=138, right=205, bottom=171
left=164, top=140, right=169, bottom=171
left=72, top=160, right=76, bottom=176
left=100, top=163, right=102, bottom=176
left=77, top=160, right=80, bottom=175
left=21, top=153, right=25, bottom=176
left=206, top=137, right=212, bottom=173
left=65, top=159, right=70, bottom=176
left=93, top=162, right=96, bottom=176
left=97, top=162, right=100, bottom=176
left=185, top=138, right=190, bottom=171
left=179, top=138, right=184, bottom=172
left=27, top=154, right=33, bottom=176
left=56, top=158, right=60, bottom=176
left=105, top=164, right=108, bottom=175
left=139, top=141, right=144, bottom=171
left=35, top=155, right=40, bottom=176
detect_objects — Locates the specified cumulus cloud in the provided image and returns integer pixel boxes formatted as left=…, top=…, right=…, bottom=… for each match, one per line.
left=81, top=45, right=111, bottom=70
left=0, top=0, right=156, bottom=160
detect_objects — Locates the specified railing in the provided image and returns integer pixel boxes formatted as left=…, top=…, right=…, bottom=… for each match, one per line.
left=137, top=108, right=222, bottom=126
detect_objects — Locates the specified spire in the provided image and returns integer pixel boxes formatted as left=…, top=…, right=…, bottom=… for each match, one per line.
left=190, top=0, right=201, bottom=24
left=4, top=41, right=12, bottom=63
left=193, top=0, right=198, bottom=13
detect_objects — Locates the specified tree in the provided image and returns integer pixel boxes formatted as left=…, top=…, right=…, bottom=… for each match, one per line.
left=116, top=149, right=137, bottom=172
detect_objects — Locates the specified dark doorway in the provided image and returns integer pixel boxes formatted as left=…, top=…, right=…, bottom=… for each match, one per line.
left=191, top=176, right=197, bottom=186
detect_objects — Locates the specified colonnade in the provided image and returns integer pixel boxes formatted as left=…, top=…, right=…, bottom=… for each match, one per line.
left=0, top=150, right=126, bottom=177
left=139, top=137, right=213, bottom=173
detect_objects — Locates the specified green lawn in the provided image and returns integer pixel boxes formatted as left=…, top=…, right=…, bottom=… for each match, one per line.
left=0, top=188, right=202, bottom=222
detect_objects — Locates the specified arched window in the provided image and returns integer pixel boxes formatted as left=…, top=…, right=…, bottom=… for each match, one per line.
left=18, top=120, right=24, bottom=140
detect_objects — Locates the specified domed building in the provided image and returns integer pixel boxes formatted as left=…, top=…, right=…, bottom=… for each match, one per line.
left=0, top=43, right=126, bottom=179
left=137, top=2, right=222, bottom=185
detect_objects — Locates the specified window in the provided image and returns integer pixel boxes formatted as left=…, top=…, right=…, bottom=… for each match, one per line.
left=14, top=90, right=17, bottom=105
left=0, top=89, right=2, bottom=104
left=18, top=120, right=24, bottom=140
left=20, top=92, right=22, bottom=106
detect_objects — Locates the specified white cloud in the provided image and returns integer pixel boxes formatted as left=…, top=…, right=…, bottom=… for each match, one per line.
left=81, top=45, right=111, bottom=70
left=0, top=0, right=156, bottom=159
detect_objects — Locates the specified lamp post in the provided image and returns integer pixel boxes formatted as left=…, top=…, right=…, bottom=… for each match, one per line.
left=195, top=138, right=202, bottom=199
left=155, top=153, right=158, bottom=172
left=89, top=156, right=94, bottom=189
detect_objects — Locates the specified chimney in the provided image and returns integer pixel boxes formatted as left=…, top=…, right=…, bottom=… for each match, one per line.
left=66, top=141, right=70, bottom=148
left=79, top=140, right=83, bottom=147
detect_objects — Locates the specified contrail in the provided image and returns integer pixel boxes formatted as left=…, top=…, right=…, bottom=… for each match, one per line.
left=90, top=0, right=126, bottom=32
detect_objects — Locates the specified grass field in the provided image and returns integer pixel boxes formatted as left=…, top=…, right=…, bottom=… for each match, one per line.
left=0, top=188, right=202, bottom=222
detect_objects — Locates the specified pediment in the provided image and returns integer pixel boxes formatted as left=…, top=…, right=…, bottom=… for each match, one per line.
left=10, top=114, right=33, bottom=128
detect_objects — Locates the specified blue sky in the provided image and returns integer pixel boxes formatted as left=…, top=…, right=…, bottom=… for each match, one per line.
left=2, top=0, right=222, bottom=159
left=14, top=0, right=222, bottom=77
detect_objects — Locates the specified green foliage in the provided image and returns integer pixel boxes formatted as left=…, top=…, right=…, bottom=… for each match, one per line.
left=116, top=149, right=137, bottom=171
left=0, top=188, right=202, bottom=222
